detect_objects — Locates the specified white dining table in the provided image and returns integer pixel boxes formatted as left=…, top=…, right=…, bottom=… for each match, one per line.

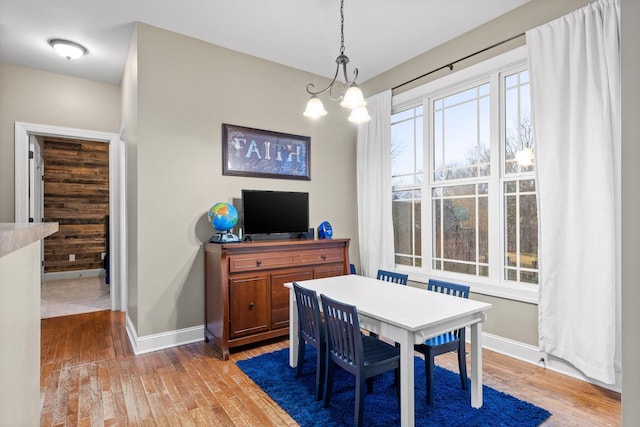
left=285, top=274, right=492, bottom=427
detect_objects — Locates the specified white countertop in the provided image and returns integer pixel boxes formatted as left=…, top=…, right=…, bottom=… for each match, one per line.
left=0, top=223, right=59, bottom=258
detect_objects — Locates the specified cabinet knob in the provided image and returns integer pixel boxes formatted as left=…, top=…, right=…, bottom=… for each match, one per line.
left=256, top=259, right=262, bottom=266
left=249, top=302, right=254, bottom=310
left=321, top=254, right=327, bottom=260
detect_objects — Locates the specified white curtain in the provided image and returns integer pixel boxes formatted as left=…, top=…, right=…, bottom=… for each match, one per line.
left=356, top=90, right=395, bottom=278
left=527, top=0, right=620, bottom=384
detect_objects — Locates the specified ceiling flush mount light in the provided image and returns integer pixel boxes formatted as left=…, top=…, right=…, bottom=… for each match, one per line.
left=303, top=0, right=371, bottom=124
left=48, top=39, right=88, bottom=60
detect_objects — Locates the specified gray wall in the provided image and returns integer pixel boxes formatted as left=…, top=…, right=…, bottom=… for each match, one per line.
left=122, top=23, right=359, bottom=336
left=0, top=63, right=121, bottom=222
left=621, top=0, right=640, bottom=424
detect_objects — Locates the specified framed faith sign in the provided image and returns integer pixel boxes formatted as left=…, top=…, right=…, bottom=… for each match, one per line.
left=222, top=124, right=310, bottom=180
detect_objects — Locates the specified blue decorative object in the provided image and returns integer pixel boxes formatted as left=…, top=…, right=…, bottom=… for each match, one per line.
left=208, top=202, right=240, bottom=243
left=237, top=347, right=552, bottom=427
left=317, top=221, right=333, bottom=239
left=208, top=202, right=238, bottom=231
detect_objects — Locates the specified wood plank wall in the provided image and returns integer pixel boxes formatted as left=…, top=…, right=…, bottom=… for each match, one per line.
left=43, top=137, right=109, bottom=273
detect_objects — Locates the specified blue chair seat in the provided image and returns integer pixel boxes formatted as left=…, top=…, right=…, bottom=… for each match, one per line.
left=423, top=332, right=458, bottom=347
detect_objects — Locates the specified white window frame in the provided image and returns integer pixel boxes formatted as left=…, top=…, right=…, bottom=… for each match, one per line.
left=391, top=105, right=424, bottom=268
left=392, top=46, right=538, bottom=303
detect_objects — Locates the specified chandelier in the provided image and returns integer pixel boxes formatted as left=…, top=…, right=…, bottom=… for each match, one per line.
left=303, top=0, right=371, bottom=124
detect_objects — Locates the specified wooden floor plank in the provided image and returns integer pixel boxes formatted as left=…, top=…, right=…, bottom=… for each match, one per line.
left=40, top=310, right=620, bottom=426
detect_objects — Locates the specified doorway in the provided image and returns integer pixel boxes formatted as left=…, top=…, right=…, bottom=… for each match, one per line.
left=15, top=122, right=126, bottom=312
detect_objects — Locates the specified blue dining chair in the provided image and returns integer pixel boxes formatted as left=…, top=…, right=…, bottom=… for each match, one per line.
left=376, top=269, right=408, bottom=285
left=292, top=282, right=326, bottom=400
left=321, top=294, right=400, bottom=427
left=414, top=279, right=470, bottom=405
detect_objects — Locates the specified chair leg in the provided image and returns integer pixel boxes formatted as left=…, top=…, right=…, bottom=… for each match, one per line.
left=366, top=377, right=373, bottom=394
left=315, top=347, right=325, bottom=400
left=295, top=337, right=306, bottom=379
left=395, top=367, right=400, bottom=412
left=355, top=374, right=366, bottom=427
left=323, top=360, right=335, bottom=408
left=426, top=353, right=435, bottom=405
left=393, top=342, right=400, bottom=385
left=458, top=345, right=469, bottom=390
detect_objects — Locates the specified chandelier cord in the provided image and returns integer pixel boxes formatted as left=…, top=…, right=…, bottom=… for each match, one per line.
left=306, top=0, right=355, bottom=97
left=340, top=0, right=345, bottom=55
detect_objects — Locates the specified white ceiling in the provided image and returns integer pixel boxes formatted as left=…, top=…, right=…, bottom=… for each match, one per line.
left=0, top=0, right=529, bottom=85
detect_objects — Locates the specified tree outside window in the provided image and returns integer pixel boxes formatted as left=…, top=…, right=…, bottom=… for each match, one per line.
left=390, top=62, right=538, bottom=288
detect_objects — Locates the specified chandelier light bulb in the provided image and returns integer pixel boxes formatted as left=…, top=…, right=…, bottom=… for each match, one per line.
left=340, top=84, right=367, bottom=109
left=303, top=96, right=328, bottom=118
left=348, top=106, right=371, bottom=124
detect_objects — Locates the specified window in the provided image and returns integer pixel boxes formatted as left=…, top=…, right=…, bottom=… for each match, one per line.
left=391, top=106, right=423, bottom=267
left=390, top=48, right=538, bottom=299
left=431, top=82, right=490, bottom=277
left=502, top=69, right=538, bottom=285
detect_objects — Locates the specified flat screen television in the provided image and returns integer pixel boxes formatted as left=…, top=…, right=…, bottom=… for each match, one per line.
left=241, top=189, right=309, bottom=236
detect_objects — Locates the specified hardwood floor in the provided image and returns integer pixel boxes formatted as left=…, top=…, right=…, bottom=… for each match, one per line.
left=40, top=311, right=620, bottom=426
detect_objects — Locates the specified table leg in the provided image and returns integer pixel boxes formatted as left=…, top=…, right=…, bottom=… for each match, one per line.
left=398, top=330, right=415, bottom=427
left=289, top=289, right=298, bottom=368
left=470, top=321, right=483, bottom=408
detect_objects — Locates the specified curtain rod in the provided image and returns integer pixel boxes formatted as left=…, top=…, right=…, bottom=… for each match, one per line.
left=391, top=32, right=526, bottom=91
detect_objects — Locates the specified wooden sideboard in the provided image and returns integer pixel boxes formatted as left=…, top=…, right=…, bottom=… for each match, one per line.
left=204, top=238, right=350, bottom=360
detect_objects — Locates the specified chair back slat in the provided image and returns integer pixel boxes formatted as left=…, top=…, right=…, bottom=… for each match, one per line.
left=427, top=279, right=470, bottom=339
left=320, top=294, right=364, bottom=372
left=427, top=279, right=470, bottom=299
left=376, top=269, right=409, bottom=285
left=293, top=282, right=323, bottom=346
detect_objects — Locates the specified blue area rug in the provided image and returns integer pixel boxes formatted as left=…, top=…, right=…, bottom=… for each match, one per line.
left=237, top=346, right=551, bottom=426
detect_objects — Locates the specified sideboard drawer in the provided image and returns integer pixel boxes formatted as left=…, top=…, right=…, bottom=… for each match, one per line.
left=229, top=247, right=344, bottom=273
left=229, top=253, right=296, bottom=272
left=295, top=248, right=344, bottom=264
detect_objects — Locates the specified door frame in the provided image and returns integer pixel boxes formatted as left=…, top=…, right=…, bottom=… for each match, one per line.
left=28, top=135, right=45, bottom=281
left=15, top=122, right=127, bottom=312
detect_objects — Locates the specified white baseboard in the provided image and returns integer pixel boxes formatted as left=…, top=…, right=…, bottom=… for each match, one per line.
left=120, top=316, right=621, bottom=393
left=480, top=331, right=621, bottom=393
left=44, top=268, right=103, bottom=281
left=125, top=314, right=204, bottom=355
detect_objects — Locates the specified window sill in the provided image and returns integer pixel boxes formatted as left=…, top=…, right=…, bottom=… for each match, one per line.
left=398, top=268, right=539, bottom=304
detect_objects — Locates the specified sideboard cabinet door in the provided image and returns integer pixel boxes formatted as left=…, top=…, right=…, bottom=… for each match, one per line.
left=229, top=274, right=269, bottom=339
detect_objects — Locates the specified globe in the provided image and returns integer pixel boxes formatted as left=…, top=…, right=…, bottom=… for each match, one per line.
left=208, top=202, right=238, bottom=232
